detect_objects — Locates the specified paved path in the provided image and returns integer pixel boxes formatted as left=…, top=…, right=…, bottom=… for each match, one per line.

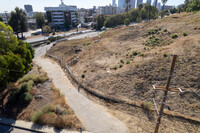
left=34, top=57, right=128, bottom=133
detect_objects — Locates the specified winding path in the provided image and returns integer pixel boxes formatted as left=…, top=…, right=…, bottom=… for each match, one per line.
left=34, top=56, right=128, bottom=133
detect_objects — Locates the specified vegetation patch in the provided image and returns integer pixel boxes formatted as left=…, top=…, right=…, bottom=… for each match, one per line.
left=171, top=33, right=178, bottom=39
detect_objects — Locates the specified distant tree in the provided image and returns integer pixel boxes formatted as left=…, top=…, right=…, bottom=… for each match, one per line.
left=8, top=7, right=28, bottom=39
left=34, top=12, right=45, bottom=31
left=170, top=7, right=177, bottom=14
left=0, top=16, right=3, bottom=22
left=138, top=3, right=143, bottom=11
left=144, top=4, right=152, bottom=21
left=186, top=0, right=200, bottom=12
left=124, top=18, right=130, bottom=26
left=96, top=14, right=105, bottom=30
left=161, top=0, right=168, bottom=18
left=42, top=25, right=51, bottom=35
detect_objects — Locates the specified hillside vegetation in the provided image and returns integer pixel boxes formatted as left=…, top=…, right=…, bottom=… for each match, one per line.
left=48, top=12, right=200, bottom=120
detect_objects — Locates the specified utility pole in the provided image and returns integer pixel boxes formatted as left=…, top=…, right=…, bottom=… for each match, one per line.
left=154, top=55, right=177, bottom=133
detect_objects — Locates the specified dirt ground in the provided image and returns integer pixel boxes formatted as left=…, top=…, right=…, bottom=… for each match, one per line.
left=0, top=63, right=82, bottom=130
left=48, top=12, right=200, bottom=132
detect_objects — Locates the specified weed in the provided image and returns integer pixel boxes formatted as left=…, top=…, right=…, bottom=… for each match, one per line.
left=194, top=27, right=197, bottom=30
left=142, top=102, right=153, bottom=111
left=140, top=53, right=144, bottom=56
left=163, top=53, right=167, bottom=57
left=87, top=42, right=91, bottom=45
left=126, top=61, right=130, bottom=64
left=73, top=44, right=77, bottom=48
left=119, top=64, right=123, bottom=68
left=163, top=29, right=168, bottom=32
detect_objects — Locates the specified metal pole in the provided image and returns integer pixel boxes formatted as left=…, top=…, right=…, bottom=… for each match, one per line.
left=154, top=55, right=177, bottom=133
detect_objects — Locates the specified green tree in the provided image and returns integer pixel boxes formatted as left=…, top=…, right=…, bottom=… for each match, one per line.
left=42, top=25, right=51, bottom=35
left=75, top=11, right=79, bottom=32
left=0, top=16, right=3, bottom=22
left=144, top=4, right=152, bottom=21
left=0, top=22, right=34, bottom=87
left=96, top=14, right=105, bottom=30
left=8, top=7, right=28, bottom=39
left=187, top=0, right=200, bottom=12
left=34, top=12, right=45, bottom=31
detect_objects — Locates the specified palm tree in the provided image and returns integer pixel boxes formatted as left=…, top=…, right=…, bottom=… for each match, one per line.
left=161, top=0, right=168, bottom=10
left=126, top=0, right=130, bottom=16
left=161, top=0, right=168, bottom=18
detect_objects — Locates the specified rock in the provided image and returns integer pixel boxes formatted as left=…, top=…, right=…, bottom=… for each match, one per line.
left=34, top=95, right=43, bottom=99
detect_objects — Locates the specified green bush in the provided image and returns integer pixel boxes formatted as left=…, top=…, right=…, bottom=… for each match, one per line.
left=126, top=61, right=130, bottom=64
left=120, top=59, right=124, bottom=64
left=142, top=102, right=153, bottom=111
left=81, top=74, right=85, bottom=78
left=182, top=32, right=187, bottom=36
left=20, top=82, right=30, bottom=94
left=19, top=92, right=33, bottom=104
left=48, top=37, right=56, bottom=42
left=140, top=53, right=144, bottom=56
left=124, top=18, right=130, bottom=26
left=31, top=110, right=43, bottom=123
left=132, top=51, right=138, bottom=56
left=47, top=40, right=51, bottom=45
left=119, top=64, right=123, bottom=68
left=163, top=29, right=168, bottom=32
left=163, top=53, right=167, bottom=57
left=171, top=33, right=178, bottom=39
left=113, top=66, right=117, bottom=70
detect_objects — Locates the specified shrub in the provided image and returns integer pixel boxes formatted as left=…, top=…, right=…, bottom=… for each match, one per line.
left=32, top=110, right=43, bottom=123
left=132, top=51, right=138, bottom=56
left=113, top=66, right=117, bottom=70
left=73, top=44, right=77, bottom=48
left=171, top=33, right=178, bottom=39
left=19, top=92, right=33, bottom=104
left=119, top=64, right=123, bottom=68
left=81, top=74, right=85, bottom=78
left=20, top=82, right=30, bottom=94
left=140, top=53, right=144, bottom=56
left=48, top=37, right=56, bottom=42
left=47, top=40, right=51, bottom=45
left=163, top=53, right=167, bottom=57
left=182, top=32, right=187, bottom=36
left=193, top=27, right=197, bottom=30
left=120, top=59, right=124, bottom=64
left=124, top=18, right=130, bottom=26
left=52, top=32, right=55, bottom=35
left=126, top=61, right=130, bottom=64
left=32, top=75, right=48, bottom=84
left=142, top=102, right=153, bottom=111
left=163, top=29, right=168, bottom=32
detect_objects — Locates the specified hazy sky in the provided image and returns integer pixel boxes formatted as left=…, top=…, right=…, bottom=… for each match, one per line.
left=0, top=0, right=185, bottom=13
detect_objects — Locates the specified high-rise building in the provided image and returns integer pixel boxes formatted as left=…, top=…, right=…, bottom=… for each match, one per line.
left=136, top=0, right=143, bottom=7
left=24, top=5, right=33, bottom=13
left=112, top=0, right=117, bottom=6
left=118, top=0, right=126, bottom=8
left=130, top=0, right=136, bottom=9
left=147, top=0, right=152, bottom=5
left=157, top=2, right=161, bottom=11
left=152, top=0, right=158, bottom=7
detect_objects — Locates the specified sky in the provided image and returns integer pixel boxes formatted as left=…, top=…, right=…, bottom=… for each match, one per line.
left=0, top=0, right=185, bottom=13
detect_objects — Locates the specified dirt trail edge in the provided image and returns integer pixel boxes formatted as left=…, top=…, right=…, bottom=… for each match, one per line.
left=34, top=56, right=129, bottom=133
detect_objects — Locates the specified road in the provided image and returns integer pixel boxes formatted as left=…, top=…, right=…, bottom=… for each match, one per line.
left=25, top=30, right=93, bottom=43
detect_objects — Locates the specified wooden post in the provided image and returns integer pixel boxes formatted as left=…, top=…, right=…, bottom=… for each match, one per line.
left=154, top=55, right=177, bottom=133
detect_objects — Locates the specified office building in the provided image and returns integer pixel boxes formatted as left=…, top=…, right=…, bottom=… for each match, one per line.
left=112, top=0, right=117, bottom=7
left=136, top=0, right=143, bottom=7
left=147, top=0, right=152, bottom=5
left=118, top=0, right=126, bottom=8
left=100, top=4, right=117, bottom=15
left=152, top=0, right=158, bottom=7
left=44, top=1, right=77, bottom=29
left=24, top=5, right=33, bottom=13
left=157, top=3, right=161, bottom=11
left=130, top=0, right=136, bottom=9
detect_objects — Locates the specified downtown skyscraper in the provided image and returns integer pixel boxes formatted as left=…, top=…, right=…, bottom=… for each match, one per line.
left=152, top=0, right=158, bottom=7
left=147, top=0, right=152, bottom=5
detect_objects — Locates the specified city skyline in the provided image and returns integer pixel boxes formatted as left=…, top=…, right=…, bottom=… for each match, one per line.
left=0, top=0, right=185, bottom=13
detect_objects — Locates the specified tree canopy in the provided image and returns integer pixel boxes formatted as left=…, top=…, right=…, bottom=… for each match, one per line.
left=8, top=7, right=28, bottom=39
left=34, top=12, right=45, bottom=29
left=0, top=22, right=35, bottom=87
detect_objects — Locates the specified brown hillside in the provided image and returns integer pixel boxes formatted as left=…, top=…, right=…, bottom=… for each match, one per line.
left=48, top=12, right=200, bottom=120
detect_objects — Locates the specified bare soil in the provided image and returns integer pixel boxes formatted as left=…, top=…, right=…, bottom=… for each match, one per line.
left=48, top=12, right=200, bottom=132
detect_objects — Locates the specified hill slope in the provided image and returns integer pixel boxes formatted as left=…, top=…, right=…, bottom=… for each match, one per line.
left=48, top=12, right=200, bottom=119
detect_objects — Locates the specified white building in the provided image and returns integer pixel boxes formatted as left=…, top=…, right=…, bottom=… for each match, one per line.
left=99, top=4, right=117, bottom=15
left=44, top=2, right=77, bottom=29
